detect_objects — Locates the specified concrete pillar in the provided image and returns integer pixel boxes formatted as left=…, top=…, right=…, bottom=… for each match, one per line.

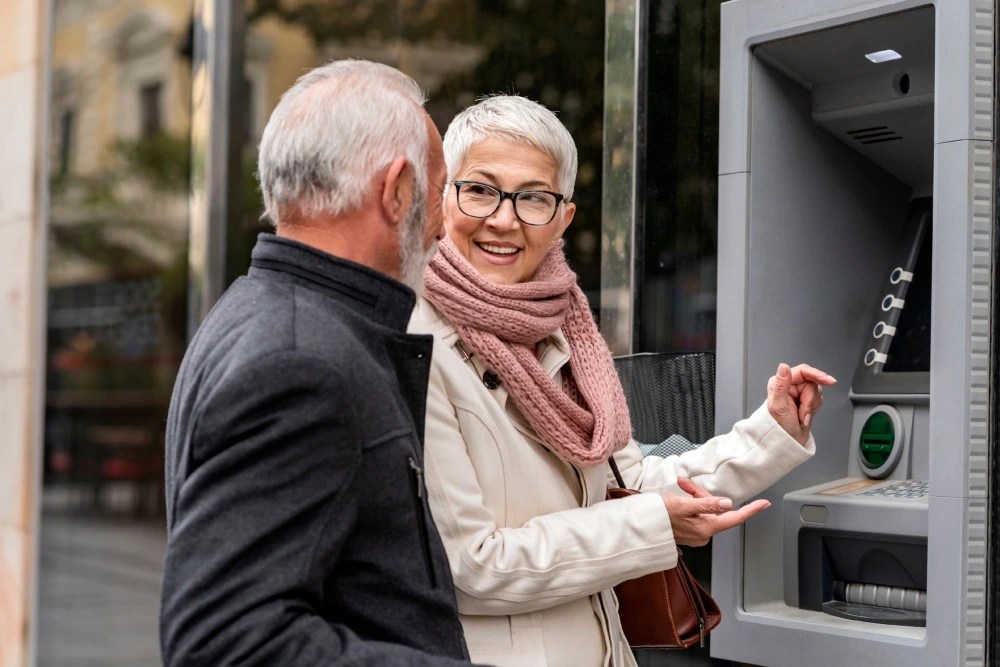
left=0, top=1, right=47, bottom=665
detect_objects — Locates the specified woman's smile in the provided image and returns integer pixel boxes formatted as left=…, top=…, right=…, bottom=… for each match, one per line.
left=474, top=240, right=522, bottom=264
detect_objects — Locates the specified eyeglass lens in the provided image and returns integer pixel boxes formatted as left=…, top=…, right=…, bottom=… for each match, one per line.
left=457, top=182, right=558, bottom=225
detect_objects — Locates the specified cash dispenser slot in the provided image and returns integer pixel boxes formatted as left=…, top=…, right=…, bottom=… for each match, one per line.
left=798, top=530, right=927, bottom=627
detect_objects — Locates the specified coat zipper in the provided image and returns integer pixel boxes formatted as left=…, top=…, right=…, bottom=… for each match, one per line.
left=408, top=456, right=438, bottom=587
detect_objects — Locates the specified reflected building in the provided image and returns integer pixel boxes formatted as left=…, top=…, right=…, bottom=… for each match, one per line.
left=43, top=0, right=193, bottom=514
left=39, top=4, right=193, bottom=664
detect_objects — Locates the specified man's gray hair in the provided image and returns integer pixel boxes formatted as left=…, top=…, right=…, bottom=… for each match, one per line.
left=258, top=60, right=428, bottom=224
left=442, top=95, right=578, bottom=200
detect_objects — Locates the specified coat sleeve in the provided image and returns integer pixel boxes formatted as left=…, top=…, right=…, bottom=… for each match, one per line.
left=423, top=356, right=678, bottom=617
left=615, top=401, right=816, bottom=502
left=160, top=351, right=469, bottom=666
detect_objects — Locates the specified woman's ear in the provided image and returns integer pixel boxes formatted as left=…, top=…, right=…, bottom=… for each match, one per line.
left=553, top=200, right=577, bottom=242
left=381, top=156, right=415, bottom=226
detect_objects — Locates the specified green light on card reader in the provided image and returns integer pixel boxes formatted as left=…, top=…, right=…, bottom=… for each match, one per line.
left=860, top=411, right=895, bottom=469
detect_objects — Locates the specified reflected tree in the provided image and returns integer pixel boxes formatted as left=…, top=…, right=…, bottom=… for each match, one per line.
left=48, top=131, right=191, bottom=391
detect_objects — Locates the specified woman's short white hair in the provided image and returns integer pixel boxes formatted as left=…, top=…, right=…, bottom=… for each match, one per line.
left=258, top=60, right=428, bottom=225
left=443, top=95, right=578, bottom=201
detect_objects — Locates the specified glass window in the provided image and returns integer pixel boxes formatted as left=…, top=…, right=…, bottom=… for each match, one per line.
left=56, top=109, right=75, bottom=176
left=229, top=1, right=605, bottom=304
left=39, top=2, right=193, bottom=664
left=37, top=2, right=607, bottom=663
left=140, top=81, right=164, bottom=138
left=639, top=0, right=722, bottom=352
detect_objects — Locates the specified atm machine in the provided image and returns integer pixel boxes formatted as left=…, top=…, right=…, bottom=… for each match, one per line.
left=712, top=1, right=994, bottom=665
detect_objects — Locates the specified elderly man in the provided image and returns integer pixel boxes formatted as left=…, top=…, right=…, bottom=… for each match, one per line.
left=160, top=60, right=471, bottom=665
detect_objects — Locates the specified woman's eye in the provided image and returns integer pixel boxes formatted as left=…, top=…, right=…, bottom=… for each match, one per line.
left=465, top=183, right=494, bottom=196
left=520, top=192, right=548, bottom=204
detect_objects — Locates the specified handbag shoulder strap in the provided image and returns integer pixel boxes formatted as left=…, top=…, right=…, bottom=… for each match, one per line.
left=608, top=456, right=627, bottom=489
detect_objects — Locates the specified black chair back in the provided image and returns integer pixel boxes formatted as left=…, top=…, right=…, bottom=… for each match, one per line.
left=612, top=352, right=715, bottom=447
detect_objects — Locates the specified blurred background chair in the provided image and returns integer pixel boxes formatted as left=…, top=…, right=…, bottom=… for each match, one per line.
left=613, top=352, right=715, bottom=449
left=613, top=352, right=733, bottom=667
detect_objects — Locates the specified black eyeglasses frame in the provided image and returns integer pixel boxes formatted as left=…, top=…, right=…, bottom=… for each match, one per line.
left=452, top=180, right=567, bottom=226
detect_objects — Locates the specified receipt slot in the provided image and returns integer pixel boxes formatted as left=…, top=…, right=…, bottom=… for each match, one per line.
left=712, top=2, right=994, bottom=666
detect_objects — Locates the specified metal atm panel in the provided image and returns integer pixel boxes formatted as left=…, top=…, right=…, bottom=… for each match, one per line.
left=711, top=1, right=993, bottom=665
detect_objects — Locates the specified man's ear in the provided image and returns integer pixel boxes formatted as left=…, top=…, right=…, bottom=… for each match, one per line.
left=381, top=156, right=415, bottom=226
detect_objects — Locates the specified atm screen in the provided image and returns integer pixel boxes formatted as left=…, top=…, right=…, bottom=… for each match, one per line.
left=883, top=227, right=932, bottom=373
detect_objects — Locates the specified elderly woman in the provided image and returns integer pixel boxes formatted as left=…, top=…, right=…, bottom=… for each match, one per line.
left=410, top=95, right=835, bottom=667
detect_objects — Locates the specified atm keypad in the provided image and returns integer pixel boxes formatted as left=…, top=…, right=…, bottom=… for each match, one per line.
left=860, top=479, right=929, bottom=499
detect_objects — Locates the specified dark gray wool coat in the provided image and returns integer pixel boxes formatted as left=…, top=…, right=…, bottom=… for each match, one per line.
left=160, top=234, right=472, bottom=666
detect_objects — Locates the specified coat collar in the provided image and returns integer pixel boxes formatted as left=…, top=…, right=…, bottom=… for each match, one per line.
left=249, top=233, right=416, bottom=332
left=412, top=297, right=571, bottom=418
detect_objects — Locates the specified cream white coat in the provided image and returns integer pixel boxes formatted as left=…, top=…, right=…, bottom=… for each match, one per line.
left=411, top=299, right=816, bottom=667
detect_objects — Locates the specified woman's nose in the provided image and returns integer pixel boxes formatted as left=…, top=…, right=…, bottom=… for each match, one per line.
left=485, top=198, right=519, bottom=230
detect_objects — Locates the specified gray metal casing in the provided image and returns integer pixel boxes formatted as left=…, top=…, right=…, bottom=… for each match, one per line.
left=712, top=1, right=993, bottom=665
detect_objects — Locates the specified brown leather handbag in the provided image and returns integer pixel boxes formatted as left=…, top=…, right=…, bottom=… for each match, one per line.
left=606, top=457, right=722, bottom=649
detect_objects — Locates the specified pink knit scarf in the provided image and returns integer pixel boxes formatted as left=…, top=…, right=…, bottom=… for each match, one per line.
left=423, top=237, right=631, bottom=467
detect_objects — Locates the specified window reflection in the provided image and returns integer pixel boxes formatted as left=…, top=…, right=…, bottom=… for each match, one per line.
left=231, top=1, right=605, bottom=306
left=38, top=1, right=606, bottom=663
left=40, top=1, right=193, bottom=664
left=640, top=0, right=722, bottom=352
left=139, top=81, right=164, bottom=138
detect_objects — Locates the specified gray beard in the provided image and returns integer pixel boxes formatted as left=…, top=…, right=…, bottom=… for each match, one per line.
left=398, top=194, right=437, bottom=295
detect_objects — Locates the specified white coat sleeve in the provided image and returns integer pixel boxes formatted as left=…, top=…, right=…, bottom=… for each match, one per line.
left=614, top=402, right=816, bottom=502
left=422, top=360, right=679, bottom=616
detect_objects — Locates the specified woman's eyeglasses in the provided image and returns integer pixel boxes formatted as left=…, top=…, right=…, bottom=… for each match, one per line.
left=452, top=180, right=566, bottom=226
